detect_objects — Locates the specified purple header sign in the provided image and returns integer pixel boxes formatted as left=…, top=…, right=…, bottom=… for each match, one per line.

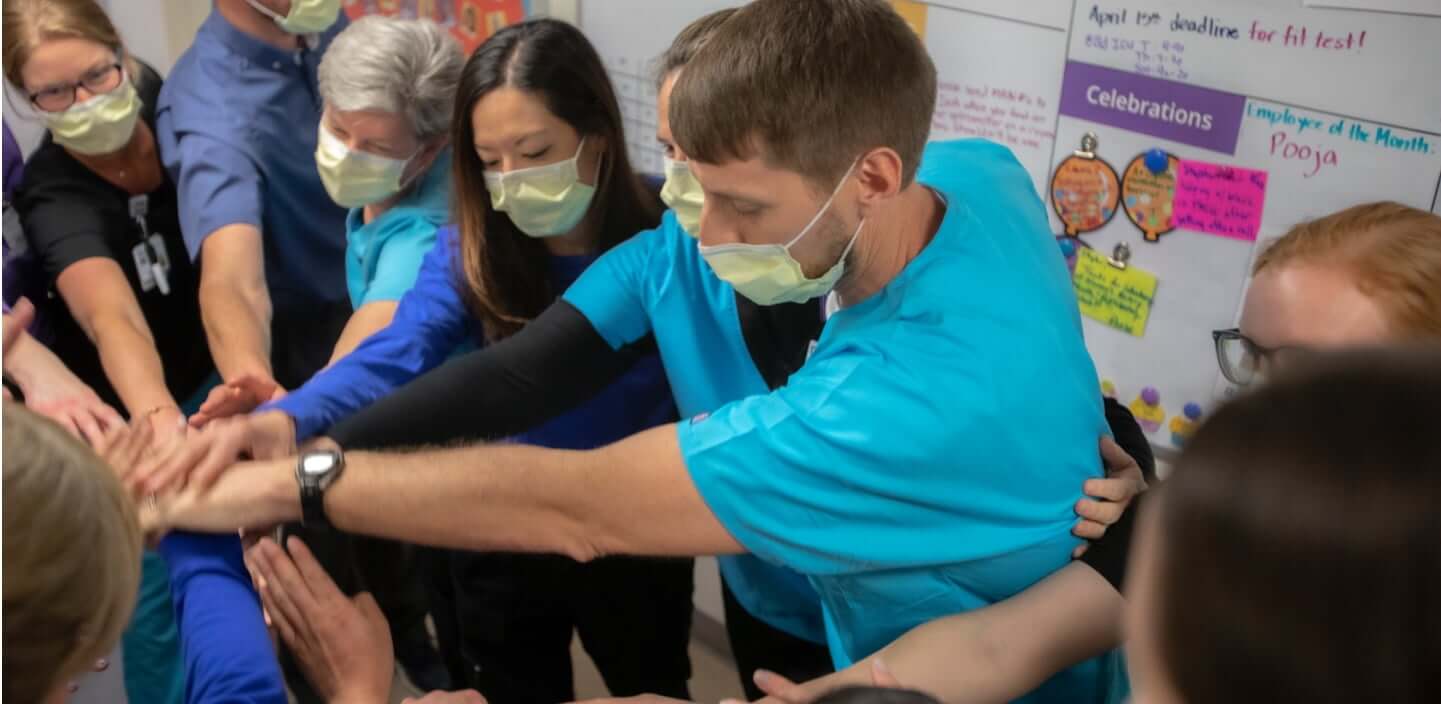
left=1058, top=61, right=1245, bottom=155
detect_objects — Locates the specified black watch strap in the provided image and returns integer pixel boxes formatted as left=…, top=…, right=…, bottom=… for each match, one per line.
left=300, top=482, right=329, bottom=529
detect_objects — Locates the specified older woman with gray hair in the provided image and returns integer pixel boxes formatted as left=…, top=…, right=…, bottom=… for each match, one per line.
left=314, top=15, right=462, bottom=360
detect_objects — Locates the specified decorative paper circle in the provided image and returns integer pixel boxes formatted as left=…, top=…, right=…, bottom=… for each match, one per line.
left=1050, top=154, right=1120, bottom=236
left=1120, top=151, right=1179, bottom=242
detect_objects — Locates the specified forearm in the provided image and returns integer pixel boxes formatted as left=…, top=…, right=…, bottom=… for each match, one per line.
left=90, top=314, right=178, bottom=415
left=159, top=533, right=287, bottom=704
left=4, top=331, right=76, bottom=395
left=200, top=275, right=272, bottom=381
left=193, top=425, right=740, bottom=560
left=769, top=563, right=1125, bottom=704
left=325, top=302, right=397, bottom=365
left=329, top=300, right=638, bottom=450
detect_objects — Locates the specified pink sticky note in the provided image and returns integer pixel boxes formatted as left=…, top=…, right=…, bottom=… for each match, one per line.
left=1172, top=160, right=1268, bottom=242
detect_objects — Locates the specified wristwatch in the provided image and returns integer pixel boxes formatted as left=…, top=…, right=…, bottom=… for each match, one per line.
left=296, top=449, right=345, bottom=529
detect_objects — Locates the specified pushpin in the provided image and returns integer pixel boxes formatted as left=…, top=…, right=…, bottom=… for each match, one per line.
left=1143, top=148, right=1169, bottom=175
left=1057, top=237, right=1078, bottom=259
left=1075, top=132, right=1099, bottom=159
left=1108, top=241, right=1132, bottom=270
left=1169, top=402, right=1204, bottom=447
left=1130, top=386, right=1166, bottom=433
left=1100, top=379, right=1117, bottom=399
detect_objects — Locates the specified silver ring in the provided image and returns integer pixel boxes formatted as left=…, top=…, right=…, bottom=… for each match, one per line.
left=145, top=494, right=158, bottom=512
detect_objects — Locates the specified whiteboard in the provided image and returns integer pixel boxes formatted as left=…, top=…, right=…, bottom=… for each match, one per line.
left=578, top=0, right=1441, bottom=452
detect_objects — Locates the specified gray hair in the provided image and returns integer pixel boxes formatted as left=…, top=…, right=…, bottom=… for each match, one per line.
left=318, top=16, right=463, bottom=142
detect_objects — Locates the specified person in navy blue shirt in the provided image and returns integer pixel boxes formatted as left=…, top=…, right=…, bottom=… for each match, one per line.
left=152, top=19, right=697, bottom=704
left=156, top=0, right=350, bottom=397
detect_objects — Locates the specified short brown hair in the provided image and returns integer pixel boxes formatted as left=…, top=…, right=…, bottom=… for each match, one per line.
left=2, top=0, right=138, bottom=92
left=671, top=0, right=936, bottom=188
left=3, top=403, right=143, bottom=702
left=1157, top=346, right=1441, bottom=702
left=653, top=8, right=738, bottom=87
left=1254, top=202, right=1441, bottom=339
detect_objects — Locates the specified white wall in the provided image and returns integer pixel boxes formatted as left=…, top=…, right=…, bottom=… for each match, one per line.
left=6, top=0, right=207, bottom=155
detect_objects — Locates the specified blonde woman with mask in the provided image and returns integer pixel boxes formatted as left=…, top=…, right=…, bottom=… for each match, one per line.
left=4, top=2, right=211, bottom=701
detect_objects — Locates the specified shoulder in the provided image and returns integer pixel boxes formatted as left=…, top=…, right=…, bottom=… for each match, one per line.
left=918, top=139, right=1033, bottom=197
left=14, top=144, right=90, bottom=204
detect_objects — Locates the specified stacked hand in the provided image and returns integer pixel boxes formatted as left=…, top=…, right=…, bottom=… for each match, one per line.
left=129, top=410, right=297, bottom=496
left=247, top=536, right=486, bottom=704
left=189, top=373, right=287, bottom=428
left=3, top=297, right=124, bottom=444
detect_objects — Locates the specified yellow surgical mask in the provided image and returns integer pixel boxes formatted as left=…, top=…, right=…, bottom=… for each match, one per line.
left=660, top=157, right=704, bottom=237
left=245, top=0, right=340, bottom=34
left=315, top=125, right=414, bottom=208
left=699, top=159, right=863, bottom=306
left=484, top=138, right=598, bottom=238
left=43, top=78, right=141, bottom=156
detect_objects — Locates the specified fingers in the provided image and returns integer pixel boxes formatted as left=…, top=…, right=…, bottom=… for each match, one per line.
left=73, top=408, right=106, bottom=448
left=183, top=429, right=249, bottom=492
left=1072, top=544, right=1090, bottom=559
left=1072, top=519, right=1105, bottom=540
left=257, top=537, right=322, bottom=621
left=132, top=433, right=209, bottom=495
left=1083, top=475, right=1140, bottom=502
left=753, top=669, right=804, bottom=702
left=285, top=537, right=346, bottom=605
left=251, top=539, right=314, bottom=650
left=94, top=402, right=126, bottom=435
left=104, top=418, right=155, bottom=482
left=1100, top=436, right=1145, bottom=486
left=1076, top=497, right=1125, bottom=525
left=869, top=658, right=900, bottom=688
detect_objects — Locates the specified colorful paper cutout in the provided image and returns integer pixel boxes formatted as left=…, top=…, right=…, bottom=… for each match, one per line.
left=1173, top=160, right=1269, bottom=242
left=1120, top=150, right=1179, bottom=242
left=1169, top=402, right=1204, bottom=447
left=1050, top=137, right=1121, bottom=236
left=1073, top=248, right=1160, bottom=337
left=1130, top=387, right=1166, bottom=434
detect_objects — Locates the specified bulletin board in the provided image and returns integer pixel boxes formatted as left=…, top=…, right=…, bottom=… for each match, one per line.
left=342, top=0, right=528, bottom=55
left=578, top=0, right=1441, bottom=452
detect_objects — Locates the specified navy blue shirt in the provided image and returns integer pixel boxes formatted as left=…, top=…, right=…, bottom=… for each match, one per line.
left=157, top=10, right=348, bottom=311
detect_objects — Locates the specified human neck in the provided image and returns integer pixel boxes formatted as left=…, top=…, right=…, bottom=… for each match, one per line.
left=541, top=207, right=601, bottom=257
left=834, top=183, right=942, bottom=306
left=218, top=0, right=299, bottom=51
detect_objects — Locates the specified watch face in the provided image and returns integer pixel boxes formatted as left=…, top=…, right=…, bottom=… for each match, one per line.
left=301, top=453, right=334, bottom=477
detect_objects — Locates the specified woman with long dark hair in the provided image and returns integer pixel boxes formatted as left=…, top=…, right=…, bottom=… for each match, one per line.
left=173, top=18, right=693, bottom=704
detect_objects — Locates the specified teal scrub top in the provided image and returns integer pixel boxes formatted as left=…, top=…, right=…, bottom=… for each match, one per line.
left=675, top=140, right=1121, bottom=703
left=564, top=204, right=827, bottom=644
left=344, top=149, right=452, bottom=308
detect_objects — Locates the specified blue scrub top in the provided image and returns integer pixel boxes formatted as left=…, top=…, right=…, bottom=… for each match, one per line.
left=345, top=149, right=452, bottom=308
left=157, top=10, right=349, bottom=311
left=565, top=207, right=828, bottom=644
left=573, top=139, right=1122, bottom=703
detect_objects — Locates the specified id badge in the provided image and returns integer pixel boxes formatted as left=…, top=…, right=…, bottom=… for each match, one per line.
left=132, top=241, right=156, bottom=292
left=145, top=235, right=171, bottom=295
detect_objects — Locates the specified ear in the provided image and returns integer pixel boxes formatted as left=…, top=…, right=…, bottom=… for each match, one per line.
left=854, top=147, right=904, bottom=214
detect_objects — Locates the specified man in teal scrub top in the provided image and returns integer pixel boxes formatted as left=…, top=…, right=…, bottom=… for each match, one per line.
left=151, top=2, right=1120, bottom=701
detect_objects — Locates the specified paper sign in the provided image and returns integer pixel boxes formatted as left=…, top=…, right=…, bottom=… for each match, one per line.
left=1173, top=160, right=1269, bottom=241
left=1073, top=248, right=1160, bottom=337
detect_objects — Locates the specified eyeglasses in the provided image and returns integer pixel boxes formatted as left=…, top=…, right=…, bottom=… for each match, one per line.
left=1211, top=328, right=1308, bottom=387
left=28, top=62, right=124, bottom=113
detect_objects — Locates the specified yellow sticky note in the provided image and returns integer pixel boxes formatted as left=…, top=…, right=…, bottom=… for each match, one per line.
left=1072, top=248, right=1159, bottom=337
left=889, top=0, right=928, bottom=39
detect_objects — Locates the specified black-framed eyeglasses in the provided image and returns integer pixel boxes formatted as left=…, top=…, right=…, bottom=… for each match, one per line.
left=1212, top=328, right=1309, bottom=387
left=28, top=62, right=124, bottom=113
